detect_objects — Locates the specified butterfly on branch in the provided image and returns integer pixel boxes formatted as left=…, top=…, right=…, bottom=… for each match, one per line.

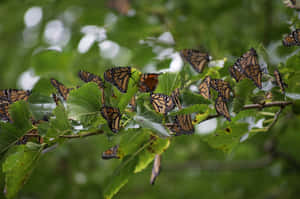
left=215, top=95, right=231, bottom=121
left=150, top=93, right=175, bottom=115
left=210, top=79, right=232, bottom=101
left=104, top=67, right=132, bottom=93
left=78, top=70, right=104, bottom=89
left=102, top=145, right=120, bottom=160
left=180, top=49, right=210, bottom=73
left=138, top=73, right=160, bottom=93
left=50, top=78, right=73, bottom=101
left=166, top=114, right=194, bottom=136
left=274, top=69, right=287, bottom=94
left=198, top=76, right=211, bottom=100
left=100, top=106, right=121, bottom=133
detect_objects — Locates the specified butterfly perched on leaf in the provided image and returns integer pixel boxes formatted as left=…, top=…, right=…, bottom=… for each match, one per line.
left=150, top=154, right=161, bottom=185
left=180, top=49, right=210, bottom=73
left=0, top=89, right=31, bottom=121
left=166, top=114, right=194, bottom=136
left=198, top=76, right=211, bottom=100
left=138, top=73, right=160, bottom=93
left=274, top=69, right=287, bottom=94
left=51, top=78, right=73, bottom=101
left=210, top=79, right=231, bottom=101
left=229, top=64, right=247, bottom=82
left=150, top=93, right=175, bottom=114
left=282, top=29, right=300, bottom=47
left=104, top=66, right=132, bottom=93
left=231, top=48, right=262, bottom=89
left=215, top=95, right=231, bottom=121
left=102, top=145, right=120, bottom=160
left=101, top=106, right=121, bottom=133
left=78, top=70, right=104, bottom=89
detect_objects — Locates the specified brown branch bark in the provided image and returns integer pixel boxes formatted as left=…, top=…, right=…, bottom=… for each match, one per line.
left=59, top=130, right=104, bottom=139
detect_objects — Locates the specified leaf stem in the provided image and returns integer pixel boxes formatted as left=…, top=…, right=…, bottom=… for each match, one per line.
left=59, top=130, right=104, bottom=139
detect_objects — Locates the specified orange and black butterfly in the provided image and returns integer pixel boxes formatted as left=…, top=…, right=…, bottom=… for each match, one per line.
left=102, top=145, right=120, bottom=160
left=16, top=129, right=44, bottom=145
left=283, top=29, right=300, bottom=47
left=78, top=70, right=104, bottom=89
left=238, top=48, right=259, bottom=67
left=0, top=89, right=31, bottom=104
left=274, top=69, right=287, bottom=94
left=101, top=106, right=121, bottom=133
left=150, top=154, right=161, bottom=185
left=171, top=88, right=182, bottom=109
left=180, top=49, right=210, bottom=73
left=166, top=114, right=194, bottom=136
left=198, top=76, right=211, bottom=99
left=0, top=103, right=10, bottom=121
left=229, top=64, right=247, bottom=82
left=138, top=73, right=160, bottom=93
left=215, top=95, right=231, bottom=121
left=210, top=79, right=231, bottom=101
left=50, top=79, right=73, bottom=101
left=150, top=93, right=175, bottom=114
left=104, top=67, right=131, bottom=93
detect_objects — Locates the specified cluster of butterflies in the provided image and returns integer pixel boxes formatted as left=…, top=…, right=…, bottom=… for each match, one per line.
left=0, top=48, right=287, bottom=159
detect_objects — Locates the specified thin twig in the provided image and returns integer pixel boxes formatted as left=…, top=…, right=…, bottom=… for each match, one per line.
left=59, top=130, right=104, bottom=139
left=242, top=101, right=292, bottom=110
left=266, top=107, right=283, bottom=130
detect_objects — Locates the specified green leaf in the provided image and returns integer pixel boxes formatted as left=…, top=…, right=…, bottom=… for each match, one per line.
left=3, top=145, right=43, bottom=199
left=201, top=122, right=249, bottom=153
left=133, top=115, right=170, bottom=137
left=182, top=90, right=211, bottom=105
left=134, top=137, right=170, bottom=173
left=169, top=104, right=209, bottom=116
left=67, top=83, right=102, bottom=125
left=0, top=101, right=32, bottom=154
left=155, top=72, right=181, bottom=95
left=45, top=105, right=71, bottom=139
left=233, top=78, right=256, bottom=112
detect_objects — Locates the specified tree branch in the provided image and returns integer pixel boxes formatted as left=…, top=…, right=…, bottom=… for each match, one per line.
left=59, top=130, right=104, bottom=139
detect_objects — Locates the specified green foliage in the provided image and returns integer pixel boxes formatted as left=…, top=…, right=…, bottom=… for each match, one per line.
left=0, top=1, right=300, bottom=199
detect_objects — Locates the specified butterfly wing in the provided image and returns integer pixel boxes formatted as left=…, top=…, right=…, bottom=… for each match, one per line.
left=78, top=70, right=104, bottom=89
left=180, top=49, right=210, bottom=73
left=51, top=79, right=72, bottom=100
left=101, top=106, right=121, bottom=133
left=210, top=79, right=231, bottom=100
left=292, top=29, right=300, bottom=44
left=274, top=69, right=287, bottom=93
left=138, top=73, right=159, bottom=92
left=104, top=67, right=131, bottom=93
left=215, top=95, right=231, bottom=121
left=243, top=64, right=262, bottom=89
left=229, top=64, right=247, bottom=82
left=166, top=114, right=194, bottom=136
left=102, top=145, right=120, bottom=160
left=0, top=103, right=11, bottom=121
left=198, top=76, right=211, bottom=99
left=150, top=93, right=175, bottom=114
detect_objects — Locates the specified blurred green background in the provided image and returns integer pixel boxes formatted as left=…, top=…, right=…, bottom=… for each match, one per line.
left=1, top=0, right=300, bottom=198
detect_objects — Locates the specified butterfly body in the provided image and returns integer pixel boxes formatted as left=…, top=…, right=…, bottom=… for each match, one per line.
left=274, top=69, right=287, bottom=94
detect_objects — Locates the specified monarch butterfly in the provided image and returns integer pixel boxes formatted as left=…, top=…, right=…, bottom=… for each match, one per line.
left=0, top=89, right=31, bottom=104
left=100, top=106, right=121, bottom=133
left=180, top=49, right=210, bottom=73
left=104, top=67, right=131, bottom=93
left=197, top=76, right=211, bottom=99
left=215, top=95, right=231, bottom=121
left=238, top=48, right=259, bottom=67
left=138, top=73, right=160, bottom=93
left=150, top=154, right=161, bottom=185
left=210, top=79, right=231, bottom=101
left=229, top=64, right=247, bottom=82
left=166, top=114, right=194, bottom=136
left=243, top=64, right=262, bottom=89
left=282, top=29, right=300, bottom=47
left=50, top=78, right=73, bottom=100
left=171, top=88, right=182, bottom=109
left=78, top=70, right=104, bottom=89
left=150, top=93, right=175, bottom=114
left=16, top=129, right=44, bottom=145
left=102, top=145, right=120, bottom=160
left=274, top=69, right=287, bottom=94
